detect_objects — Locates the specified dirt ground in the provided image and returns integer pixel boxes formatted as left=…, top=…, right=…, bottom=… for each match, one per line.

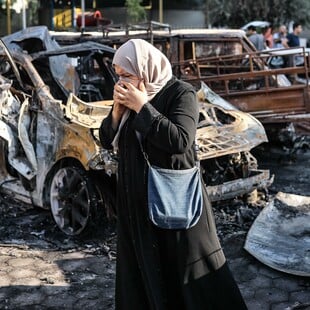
left=0, top=142, right=309, bottom=309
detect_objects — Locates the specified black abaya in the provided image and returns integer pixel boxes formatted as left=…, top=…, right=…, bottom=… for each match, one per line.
left=100, top=77, right=248, bottom=310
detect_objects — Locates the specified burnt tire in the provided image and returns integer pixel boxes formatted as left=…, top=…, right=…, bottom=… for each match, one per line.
left=50, top=166, right=100, bottom=236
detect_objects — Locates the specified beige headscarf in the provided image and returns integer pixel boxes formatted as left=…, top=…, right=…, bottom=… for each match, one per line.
left=112, top=39, right=173, bottom=150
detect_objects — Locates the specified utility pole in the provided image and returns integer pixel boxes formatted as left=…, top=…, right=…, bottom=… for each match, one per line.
left=159, top=0, right=163, bottom=23
left=204, top=0, right=211, bottom=28
left=71, top=0, right=76, bottom=28
left=50, top=0, right=54, bottom=30
left=6, top=0, right=11, bottom=34
left=22, top=0, right=26, bottom=29
left=81, top=0, right=85, bottom=32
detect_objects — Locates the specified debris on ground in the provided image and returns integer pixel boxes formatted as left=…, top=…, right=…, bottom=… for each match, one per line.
left=244, top=192, right=310, bottom=277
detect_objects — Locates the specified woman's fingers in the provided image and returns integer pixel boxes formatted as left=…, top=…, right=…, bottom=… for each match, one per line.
left=113, top=80, right=147, bottom=113
left=114, top=83, right=128, bottom=103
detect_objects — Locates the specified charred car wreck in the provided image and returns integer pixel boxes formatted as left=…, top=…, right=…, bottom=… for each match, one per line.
left=0, top=26, right=271, bottom=235
left=53, top=24, right=310, bottom=141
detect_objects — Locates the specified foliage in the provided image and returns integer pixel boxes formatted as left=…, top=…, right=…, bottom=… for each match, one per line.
left=203, top=0, right=310, bottom=29
left=125, top=0, right=146, bottom=24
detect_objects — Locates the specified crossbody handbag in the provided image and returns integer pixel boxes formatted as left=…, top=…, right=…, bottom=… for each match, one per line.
left=139, top=139, right=203, bottom=229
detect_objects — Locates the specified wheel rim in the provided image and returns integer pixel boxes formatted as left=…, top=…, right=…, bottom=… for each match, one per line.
left=50, top=167, right=91, bottom=235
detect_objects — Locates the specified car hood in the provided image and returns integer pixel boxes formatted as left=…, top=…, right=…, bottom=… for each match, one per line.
left=196, top=82, right=268, bottom=160
left=63, top=82, right=268, bottom=160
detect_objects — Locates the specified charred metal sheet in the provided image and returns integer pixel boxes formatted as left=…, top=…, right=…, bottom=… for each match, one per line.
left=206, top=169, right=272, bottom=202
left=18, top=98, right=38, bottom=172
left=244, top=192, right=310, bottom=276
left=0, top=78, right=36, bottom=180
left=64, top=93, right=113, bottom=128
left=0, top=177, right=33, bottom=205
left=0, top=119, right=36, bottom=180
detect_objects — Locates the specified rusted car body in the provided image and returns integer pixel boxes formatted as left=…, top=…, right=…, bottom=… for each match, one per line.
left=0, top=26, right=270, bottom=235
left=171, top=40, right=310, bottom=130
left=53, top=25, right=310, bottom=134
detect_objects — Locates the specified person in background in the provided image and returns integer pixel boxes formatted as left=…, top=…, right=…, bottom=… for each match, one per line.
left=99, top=38, right=248, bottom=310
left=283, top=22, right=303, bottom=48
left=263, top=26, right=274, bottom=48
left=282, top=23, right=304, bottom=81
left=247, top=25, right=265, bottom=50
left=273, top=25, right=288, bottom=49
left=269, top=25, right=288, bottom=68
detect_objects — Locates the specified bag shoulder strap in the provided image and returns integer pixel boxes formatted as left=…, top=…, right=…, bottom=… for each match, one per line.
left=137, top=135, right=200, bottom=168
left=137, top=133, right=151, bottom=167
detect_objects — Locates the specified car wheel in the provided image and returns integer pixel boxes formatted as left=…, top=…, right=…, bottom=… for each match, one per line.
left=50, top=166, right=98, bottom=236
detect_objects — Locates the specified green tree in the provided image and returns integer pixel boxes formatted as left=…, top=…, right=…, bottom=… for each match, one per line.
left=125, top=0, right=146, bottom=24
left=204, top=0, right=310, bottom=28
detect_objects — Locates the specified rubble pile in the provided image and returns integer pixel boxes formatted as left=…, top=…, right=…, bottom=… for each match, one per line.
left=213, top=192, right=267, bottom=242
left=0, top=192, right=117, bottom=257
left=0, top=187, right=268, bottom=251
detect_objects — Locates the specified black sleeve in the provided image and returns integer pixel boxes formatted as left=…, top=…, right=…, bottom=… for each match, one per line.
left=99, top=109, right=116, bottom=150
left=133, top=88, right=198, bottom=154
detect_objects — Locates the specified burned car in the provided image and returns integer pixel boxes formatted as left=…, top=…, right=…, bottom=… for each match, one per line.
left=0, top=26, right=118, bottom=236
left=0, top=26, right=270, bottom=235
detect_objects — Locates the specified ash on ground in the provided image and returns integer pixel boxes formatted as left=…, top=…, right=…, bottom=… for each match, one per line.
left=213, top=191, right=267, bottom=242
left=0, top=142, right=309, bottom=252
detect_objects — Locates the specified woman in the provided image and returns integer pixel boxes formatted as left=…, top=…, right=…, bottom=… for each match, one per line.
left=99, top=39, right=247, bottom=310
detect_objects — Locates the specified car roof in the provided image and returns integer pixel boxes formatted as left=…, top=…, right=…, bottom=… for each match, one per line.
left=2, top=25, right=60, bottom=53
left=31, top=41, right=115, bottom=60
left=2, top=25, right=115, bottom=59
left=51, top=27, right=248, bottom=42
left=170, top=28, right=247, bottom=38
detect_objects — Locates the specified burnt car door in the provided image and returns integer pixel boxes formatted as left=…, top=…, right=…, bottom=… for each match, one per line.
left=0, top=39, right=38, bottom=188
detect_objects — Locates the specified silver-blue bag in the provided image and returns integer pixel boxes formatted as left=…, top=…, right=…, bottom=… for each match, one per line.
left=139, top=139, right=203, bottom=229
left=147, top=163, right=203, bottom=229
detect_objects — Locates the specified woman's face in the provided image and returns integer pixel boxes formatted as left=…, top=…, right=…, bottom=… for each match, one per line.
left=114, top=64, right=141, bottom=89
